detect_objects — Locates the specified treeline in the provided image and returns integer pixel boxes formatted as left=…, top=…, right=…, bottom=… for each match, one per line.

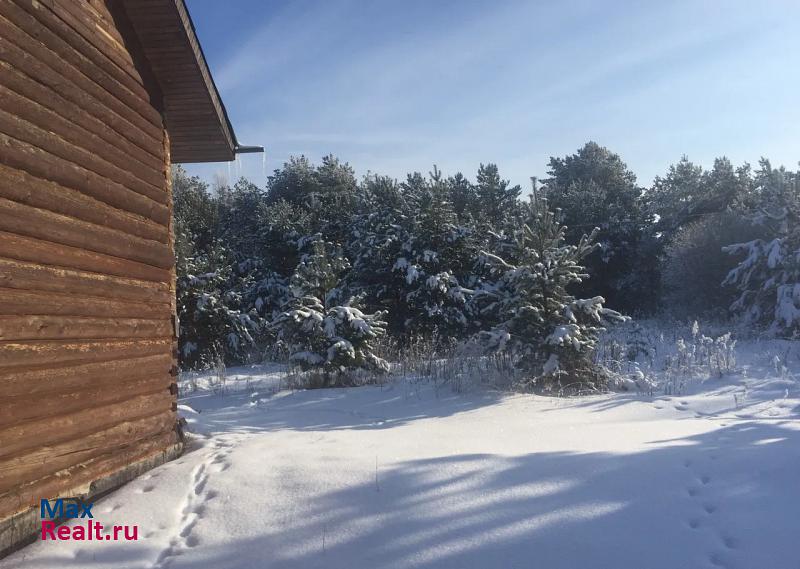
left=174, top=142, right=799, bottom=383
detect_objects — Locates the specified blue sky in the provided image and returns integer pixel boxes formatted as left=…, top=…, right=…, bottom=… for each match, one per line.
left=184, top=0, right=799, bottom=190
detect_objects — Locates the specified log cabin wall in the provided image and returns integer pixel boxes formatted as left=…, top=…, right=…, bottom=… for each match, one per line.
left=0, top=0, right=180, bottom=528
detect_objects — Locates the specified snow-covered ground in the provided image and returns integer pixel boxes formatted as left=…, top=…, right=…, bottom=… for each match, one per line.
left=4, top=336, right=800, bottom=569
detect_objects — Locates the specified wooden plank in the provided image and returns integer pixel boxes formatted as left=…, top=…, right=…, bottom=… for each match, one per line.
left=0, top=353, right=173, bottom=397
left=0, top=257, right=170, bottom=304
left=0, top=197, right=172, bottom=268
left=0, top=13, right=163, bottom=142
left=0, top=232, right=170, bottom=283
left=0, top=133, right=169, bottom=224
left=0, top=315, right=171, bottom=341
left=0, top=24, right=164, bottom=162
left=0, top=288, right=170, bottom=320
left=0, top=338, right=172, bottom=369
left=0, top=431, right=177, bottom=516
left=0, top=407, right=175, bottom=493
left=0, top=373, right=170, bottom=427
left=0, top=84, right=165, bottom=189
left=0, top=162, right=168, bottom=244
left=0, top=107, right=165, bottom=203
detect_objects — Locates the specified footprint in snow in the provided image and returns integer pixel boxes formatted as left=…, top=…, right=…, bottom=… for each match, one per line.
left=721, top=535, right=738, bottom=550
left=709, top=552, right=729, bottom=567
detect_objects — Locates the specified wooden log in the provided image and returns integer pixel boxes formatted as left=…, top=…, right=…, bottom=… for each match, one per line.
left=0, top=29, right=163, bottom=162
left=0, top=232, right=171, bottom=283
left=8, top=0, right=155, bottom=107
left=0, top=338, right=171, bottom=369
left=0, top=198, right=172, bottom=268
left=0, top=257, right=171, bottom=304
left=0, top=288, right=170, bottom=320
left=0, top=353, right=173, bottom=397
left=0, top=85, right=165, bottom=189
left=0, top=163, right=167, bottom=243
left=0, top=373, right=171, bottom=427
left=0, top=409, right=175, bottom=493
left=45, top=0, right=144, bottom=85
left=0, top=430, right=177, bottom=517
left=0, top=60, right=162, bottom=171
left=0, top=12, right=163, bottom=142
left=0, top=134, right=169, bottom=224
left=0, top=197, right=172, bottom=268
left=0, top=107, right=165, bottom=204
left=0, top=391, right=173, bottom=459
left=0, top=315, right=171, bottom=341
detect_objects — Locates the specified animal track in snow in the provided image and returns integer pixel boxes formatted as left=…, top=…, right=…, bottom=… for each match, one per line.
left=680, top=442, right=739, bottom=569
left=151, top=437, right=241, bottom=568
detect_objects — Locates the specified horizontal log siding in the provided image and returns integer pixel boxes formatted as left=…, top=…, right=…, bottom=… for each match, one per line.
left=0, top=0, right=178, bottom=522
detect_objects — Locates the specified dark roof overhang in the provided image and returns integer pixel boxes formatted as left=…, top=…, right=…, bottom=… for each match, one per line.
left=120, top=0, right=262, bottom=163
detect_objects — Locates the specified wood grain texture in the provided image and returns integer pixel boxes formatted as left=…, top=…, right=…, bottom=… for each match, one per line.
left=0, top=162, right=168, bottom=243
left=0, top=409, right=175, bottom=493
left=0, top=198, right=172, bottom=268
left=0, top=431, right=178, bottom=514
left=0, top=353, right=173, bottom=397
left=0, top=257, right=171, bottom=303
left=0, top=232, right=171, bottom=282
left=0, top=338, right=172, bottom=370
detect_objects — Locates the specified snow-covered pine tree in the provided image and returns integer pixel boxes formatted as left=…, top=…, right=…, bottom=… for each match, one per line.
left=723, top=161, right=800, bottom=336
left=347, top=170, right=474, bottom=340
left=474, top=163, right=522, bottom=227
left=346, top=175, right=407, bottom=321
left=392, top=168, right=474, bottom=338
left=176, top=244, right=261, bottom=369
left=469, top=201, right=627, bottom=389
left=447, top=172, right=477, bottom=222
left=272, top=239, right=389, bottom=385
left=543, top=142, right=658, bottom=313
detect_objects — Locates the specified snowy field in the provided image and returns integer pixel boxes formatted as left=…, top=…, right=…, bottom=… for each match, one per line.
left=3, top=331, right=800, bottom=569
